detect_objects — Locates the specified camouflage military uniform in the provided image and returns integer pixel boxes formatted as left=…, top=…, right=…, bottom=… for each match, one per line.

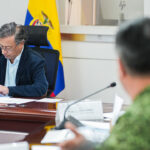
left=96, top=86, right=150, bottom=150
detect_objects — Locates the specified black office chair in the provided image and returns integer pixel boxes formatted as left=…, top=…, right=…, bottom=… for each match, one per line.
left=24, top=26, right=59, bottom=97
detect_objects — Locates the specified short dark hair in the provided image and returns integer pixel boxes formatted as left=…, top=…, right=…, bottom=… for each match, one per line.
left=0, top=22, right=27, bottom=45
left=116, top=18, right=150, bottom=76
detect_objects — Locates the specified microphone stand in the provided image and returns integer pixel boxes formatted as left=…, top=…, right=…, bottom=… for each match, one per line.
left=55, top=82, right=116, bottom=130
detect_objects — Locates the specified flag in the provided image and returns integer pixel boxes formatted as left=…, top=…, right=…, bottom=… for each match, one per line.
left=25, top=0, right=65, bottom=96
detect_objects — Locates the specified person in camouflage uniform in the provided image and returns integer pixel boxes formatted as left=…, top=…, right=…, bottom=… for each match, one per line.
left=60, top=17, right=150, bottom=150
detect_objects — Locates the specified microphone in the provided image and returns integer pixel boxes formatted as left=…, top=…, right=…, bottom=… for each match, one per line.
left=54, top=82, right=116, bottom=130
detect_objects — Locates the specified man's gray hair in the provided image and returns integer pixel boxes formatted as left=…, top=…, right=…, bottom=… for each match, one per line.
left=0, top=22, right=26, bottom=45
left=116, top=18, right=150, bottom=76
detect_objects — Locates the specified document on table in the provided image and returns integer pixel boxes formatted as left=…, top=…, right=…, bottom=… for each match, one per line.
left=41, top=121, right=110, bottom=144
left=0, top=130, right=28, bottom=135
left=41, top=129, right=75, bottom=143
left=0, top=97, right=35, bottom=104
left=37, top=98, right=63, bottom=103
left=32, top=146, right=60, bottom=150
left=111, top=95, right=124, bottom=126
left=0, top=130, right=28, bottom=143
left=81, top=121, right=110, bottom=130
left=79, top=121, right=110, bottom=142
left=0, top=97, right=63, bottom=105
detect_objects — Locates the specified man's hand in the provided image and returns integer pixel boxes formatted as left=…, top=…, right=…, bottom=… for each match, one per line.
left=59, top=122, right=86, bottom=150
left=0, top=85, right=9, bottom=95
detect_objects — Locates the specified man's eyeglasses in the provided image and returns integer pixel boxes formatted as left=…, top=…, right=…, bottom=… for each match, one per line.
left=0, top=44, right=13, bottom=51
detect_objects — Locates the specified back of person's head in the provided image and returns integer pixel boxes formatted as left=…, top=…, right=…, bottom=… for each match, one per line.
left=116, top=17, right=150, bottom=76
left=0, top=22, right=26, bottom=45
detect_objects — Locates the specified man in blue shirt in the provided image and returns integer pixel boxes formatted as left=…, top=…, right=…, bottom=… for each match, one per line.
left=0, top=22, right=48, bottom=97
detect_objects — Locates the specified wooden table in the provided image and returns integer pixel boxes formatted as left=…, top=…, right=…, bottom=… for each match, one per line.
left=0, top=102, right=128, bottom=146
left=0, top=101, right=56, bottom=144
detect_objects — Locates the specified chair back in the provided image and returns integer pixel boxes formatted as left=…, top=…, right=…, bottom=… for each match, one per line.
left=32, top=47, right=59, bottom=96
left=24, top=25, right=59, bottom=97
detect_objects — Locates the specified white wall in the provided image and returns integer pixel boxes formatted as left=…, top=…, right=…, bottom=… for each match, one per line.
left=58, top=40, right=131, bottom=104
left=0, top=0, right=28, bottom=25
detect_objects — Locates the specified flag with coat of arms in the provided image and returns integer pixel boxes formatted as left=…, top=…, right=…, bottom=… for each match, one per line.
left=24, top=0, right=65, bottom=96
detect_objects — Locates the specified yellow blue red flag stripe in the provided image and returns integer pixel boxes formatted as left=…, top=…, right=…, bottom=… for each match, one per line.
left=25, top=0, right=65, bottom=96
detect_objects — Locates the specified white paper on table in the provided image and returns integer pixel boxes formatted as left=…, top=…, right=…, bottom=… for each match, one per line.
left=0, top=97, right=35, bottom=104
left=0, top=130, right=28, bottom=135
left=32, top=145, right=60, bottom=150
left=41, top=129, right=75, bottom=143
left=0, top=97, right=10, bottom=99
left=77, top=125, right=110, bottom=143
left=0, top=142, right=29, bottom=150
left=78, top=121, right=110, bottom=142
left=42, top=122, right=110, bottom=144
left=0, top=130, right=28, bottom=143
left=111, top=95, right=124, bottom=126
left=81, top=121, right=110, bottom=130
left=37, top=98, right=63, bottom=103
left=0, top=97, right=62, bottom=104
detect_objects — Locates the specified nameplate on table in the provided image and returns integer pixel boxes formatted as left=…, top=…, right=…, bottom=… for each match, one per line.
left=56, top=100, right=103, bottom=124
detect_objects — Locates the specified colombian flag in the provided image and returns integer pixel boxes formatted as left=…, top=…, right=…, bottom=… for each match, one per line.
left=25, top=0, right=65, bottom=96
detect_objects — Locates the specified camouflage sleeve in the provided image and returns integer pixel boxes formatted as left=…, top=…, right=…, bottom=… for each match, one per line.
left=94, top=101, right=150, bottom=150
